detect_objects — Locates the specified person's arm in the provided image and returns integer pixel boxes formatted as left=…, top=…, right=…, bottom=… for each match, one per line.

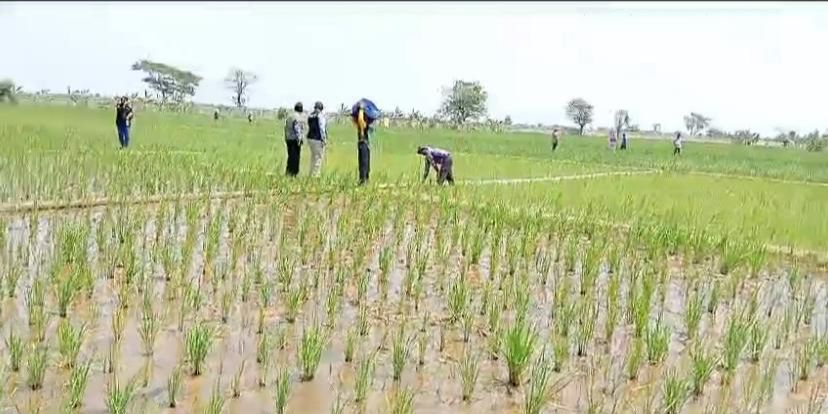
left=320, top=115, right=328, bottom=143
left=294, top=118, right=303, bottom=145
left=422, top=156, right=431, bottom=181
left=357, top=109, right=367, bottom=139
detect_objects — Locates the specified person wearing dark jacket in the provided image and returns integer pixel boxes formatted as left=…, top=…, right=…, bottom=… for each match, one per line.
left=307, top=101, right=327, bottom=177
left=284, top=102, right=304, bottom=177
left=115, top=96, right=134, bottom=149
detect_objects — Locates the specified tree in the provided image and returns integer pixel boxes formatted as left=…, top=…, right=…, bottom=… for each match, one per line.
left=438, top=80, right=488, bottom=125
left=131, top=60, right=202, bottom=104
left=504, top=115, right=513, bottom=126
left=224, top=68, right=258, bottom=108
left=653, top=123, right=661, bottom=133
left=0, top=79, right=21, bottom=103
left=683, top=112, right=711, bottom=136
left=565, top=98, right=594, bottom=135
left=613, top=110, right=630, bottom=139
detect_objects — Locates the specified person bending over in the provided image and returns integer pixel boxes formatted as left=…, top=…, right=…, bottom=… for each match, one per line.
left=417, top=145, right=454, bottom=185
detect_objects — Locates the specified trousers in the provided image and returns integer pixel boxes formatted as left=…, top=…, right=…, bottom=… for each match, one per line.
left=116, top=123, right=130, bottom=148
left=358, top=140, right=370, bottom=184
left=308, top=139, right=325, bottom=177
left=285, top=140, right=301, bottom=176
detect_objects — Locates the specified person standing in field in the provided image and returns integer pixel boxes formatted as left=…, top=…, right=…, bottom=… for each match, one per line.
left=115, top=96, right=134, bottom=149
left=307, top=101, right=328, bottom=177
left=620, top=132, right=628, bottom=150
left=608, top=128, right=618, bottom=151
left=551, top=128, right=560, bottom=152
left=673, top=132, right=683, bottom=156
left=284, top=102, right=304, bottom=177
left=417, top=145, right=455, bottom=185
left=352, top=99, right=379, bottom=185
left=213, top=108, right=220, bottom=121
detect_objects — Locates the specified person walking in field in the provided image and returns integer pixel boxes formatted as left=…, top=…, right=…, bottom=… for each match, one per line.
left=673, top=132, right=683, bottom=156
left=307, top=101, right=328, bottom=177
left=551, top=128, right=560, bottom=152
left=620, top=132, right=628, bottom=150
left=284, top=102, right=305, bottom=177
left=417, top=145, right=455, bottom=185
left=351, top=99, right=380, bottom=185
left=115, top=96, right=134, bottom=149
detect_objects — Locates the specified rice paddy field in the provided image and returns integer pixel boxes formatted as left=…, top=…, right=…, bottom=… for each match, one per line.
left=1, top=104, right=828, bottom=414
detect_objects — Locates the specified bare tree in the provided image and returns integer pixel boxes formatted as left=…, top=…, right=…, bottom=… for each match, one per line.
left=566, top=98, right=594, bottom=135
left=613, top=110, right=630, bottom=139
left=683, top=112, right=711, bottom=136
left=653, top=123, right=661, bottom=133
left=224, top=68, right=259, bottom=108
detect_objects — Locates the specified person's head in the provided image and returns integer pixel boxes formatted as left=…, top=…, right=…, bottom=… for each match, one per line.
left=314, top=101, right=324, bottom=112
left=294, top=102, right=304, bottom=113
left=416, top=146, right=429, bottom=155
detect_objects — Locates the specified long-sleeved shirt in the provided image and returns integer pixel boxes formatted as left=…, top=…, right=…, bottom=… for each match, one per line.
left=355, top=108, right=367, bottom=140
left=284, top=112, right=304, bottom=141
left=420, top=146, right=451, bottom=178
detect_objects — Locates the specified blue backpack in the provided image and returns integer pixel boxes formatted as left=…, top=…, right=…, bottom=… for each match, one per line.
left=351, top=98, right=381, bottom=125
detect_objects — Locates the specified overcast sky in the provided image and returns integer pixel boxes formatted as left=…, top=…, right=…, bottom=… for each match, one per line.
left=2, top=1, right=826, bottom=135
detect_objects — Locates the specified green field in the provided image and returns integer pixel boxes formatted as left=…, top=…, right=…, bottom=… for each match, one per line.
left=1, top=103, right=828, bottom=414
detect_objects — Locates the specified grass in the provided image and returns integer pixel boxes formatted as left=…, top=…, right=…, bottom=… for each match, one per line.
left=0, top=102, right=826, bottom=413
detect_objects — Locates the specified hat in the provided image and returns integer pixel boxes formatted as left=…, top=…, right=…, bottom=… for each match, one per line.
left=314, top=101, right=324, bottom=111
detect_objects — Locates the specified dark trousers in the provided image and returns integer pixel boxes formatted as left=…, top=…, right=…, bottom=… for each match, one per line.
left=673, top=147, right=681, bottom=156
left=285, top=140, right=301, bottom=176
left=620, top=140, right=627, bottom=150
left=438, top=157, right=454, bottom=185
left=552, top=140, right=558, bottom=152
left=116, top=123, right=130, bottom=148
left=358, top=140, right=370, bottom=184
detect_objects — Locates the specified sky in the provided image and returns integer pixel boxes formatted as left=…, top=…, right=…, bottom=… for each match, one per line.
left=2, top=1, right=827, bottom=136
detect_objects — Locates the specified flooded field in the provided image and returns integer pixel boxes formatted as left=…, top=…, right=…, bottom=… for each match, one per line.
left=1, top=189, right=826, bottom=414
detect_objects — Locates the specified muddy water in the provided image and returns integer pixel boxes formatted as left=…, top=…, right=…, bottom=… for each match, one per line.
left=1, top=198, right=828, bottom=414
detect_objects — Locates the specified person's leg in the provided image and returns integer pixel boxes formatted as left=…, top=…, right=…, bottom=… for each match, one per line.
left=357, top=141, right=368, bottom=183
left=117, top=124, right=125, bottom=148
left=445, top=158, right=454, bottom=185
left=286, top=141, right=300, bottom=176
left=309, top=140, right=323, bottom=177
left=123, top=126, right=130, bottom=148
left=285, top=141, right=293, bottom=175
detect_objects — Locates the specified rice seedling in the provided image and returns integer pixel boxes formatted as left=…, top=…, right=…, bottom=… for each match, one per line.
left=186, top=322, right=215, bottom=376
left=64, top=358, right=92, bottom=411
left=5, top=262, right=22, bottom=298
left=344, top=327, right=357, bottom=363
left=357, top=301, right=370, bottom=336
left=707, top=279, right=721, bottom=315
left=387, top=386, right=416, bottom=414
left=417, top=331, right=428, bottom=367
left=57, top=319, right=86, bottom=369
left=5, top=327, right=23, bottom=372
left=689, top=339, right=716, bottom=397
left=604, top=272, right=621, bottom=346
left=790, top=336, right=818, bottom=391
left=231, top=360, right=245, bottom=398
left=111, top=306, right=126, bottom=343
left=205, top=377, right=226, bottom=414
left=273, top=365, right=292, bottom=414
left=720, top=311, right=750, bottom=384
left=625, top=337, right=645, bottom=381
left=645, top=317, right=670, bottom=366
left=524, top=349, right=570, bottom=414
left=354, top=351, right=377, bottom=404
left=501, top=318, right=537, bottom=387
left=457, top=346, right=480, bottom=401
left=747, top=318, right=769, bottom=363
left=575, top=299, right=598, bottom=357
left=298, top=322, right=326, bottom=381
left=448, top=276, right=470, bottom=324
left=167, top=364, right=184, bottom=408
left=684, top=281, right=705, bottom=340
left=26, top=343, right=48, bottom=390
left=461, top=307, right=475, bottom=343
left=662, top=369, right=691, bottom=414
left=105, top=373, right=139, bottom=414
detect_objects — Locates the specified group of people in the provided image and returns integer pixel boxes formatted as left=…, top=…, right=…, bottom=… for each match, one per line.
left=282, top=98, right=455, bottom=185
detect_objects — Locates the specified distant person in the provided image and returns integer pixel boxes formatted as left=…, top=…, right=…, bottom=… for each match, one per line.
left=307, top=101, right=328, bottom=177
left=608, top=129, right=618, bottom=151
left=213, top=108, right=220, bottom=121
left=284, top=102, right=304, bottom=177
left=115, top=96, right=134, bottom=149
left=351, top=99, right=380, bottom=185
left=551, top=128, right=560, bottom=152
left=620, top=132, right=628, bottom=150
left=417, top=145, right=454, bottom=185
left=673, top=132, right=683, bottom=156
left=247, top=113, right=254, bottom=123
